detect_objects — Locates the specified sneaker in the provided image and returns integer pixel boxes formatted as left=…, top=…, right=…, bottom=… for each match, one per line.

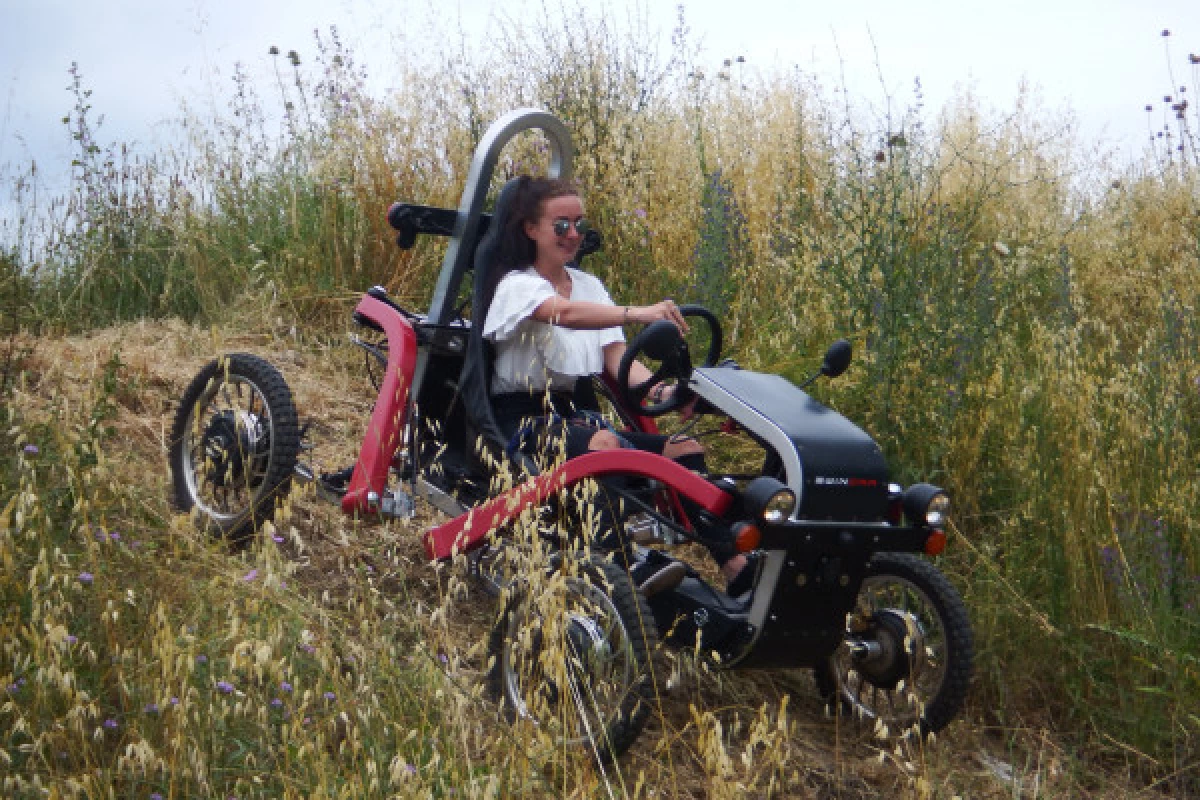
left=631, top=550, right=687, bottom=596
left=638, top=561, right=687, bottom=597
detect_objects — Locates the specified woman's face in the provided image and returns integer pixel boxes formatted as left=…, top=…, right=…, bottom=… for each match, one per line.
left=525, top=194, right=585, bottom=268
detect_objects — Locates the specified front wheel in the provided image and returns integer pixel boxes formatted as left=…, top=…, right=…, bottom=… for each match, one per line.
left=487, top=556, right=659, bottom=763
left=168, top=353, right=300, bottom=543
left=816, top=553, right=973, bottom=737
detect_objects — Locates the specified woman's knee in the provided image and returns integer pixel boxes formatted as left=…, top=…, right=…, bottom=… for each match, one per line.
left=587, top=429, right=625, bottom=451
left=662, top=436, right=703, bottom=460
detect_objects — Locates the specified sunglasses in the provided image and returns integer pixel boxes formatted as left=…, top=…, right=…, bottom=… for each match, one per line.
left=551, top=217, right=590, bottom=237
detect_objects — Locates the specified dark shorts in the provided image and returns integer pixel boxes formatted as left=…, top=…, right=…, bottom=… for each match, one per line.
left=492, top=385, right=670, bottom=465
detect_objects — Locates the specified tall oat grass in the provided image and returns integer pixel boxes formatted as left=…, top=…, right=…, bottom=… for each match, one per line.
left=3, top=3, right=1199, bottom=791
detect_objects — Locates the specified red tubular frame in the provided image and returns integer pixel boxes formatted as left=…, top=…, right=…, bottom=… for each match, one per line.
left=342, top=296, right=418, bottom=515
left=337, top=295, right=730, bottom=556
left=422, top=449, right=733, bottom=560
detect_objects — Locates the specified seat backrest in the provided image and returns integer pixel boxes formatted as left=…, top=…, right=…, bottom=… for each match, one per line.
left=459, top=178, right=523, bottom=464
left=458, top=178, right=605, bottom=476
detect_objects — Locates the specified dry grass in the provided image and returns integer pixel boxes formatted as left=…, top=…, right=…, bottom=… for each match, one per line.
left=4, top=5, right=1199, bottom=792
left=0, top=314, right=1171, bottom=798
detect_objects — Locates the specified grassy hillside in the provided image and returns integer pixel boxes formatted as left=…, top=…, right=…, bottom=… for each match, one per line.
left=0, top=321, right=1165, bottom=798
left=2, top=8, right=1198, bottom=797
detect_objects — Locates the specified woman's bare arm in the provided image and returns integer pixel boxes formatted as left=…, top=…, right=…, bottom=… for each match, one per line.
left=532, top=297, right=689, bottom=331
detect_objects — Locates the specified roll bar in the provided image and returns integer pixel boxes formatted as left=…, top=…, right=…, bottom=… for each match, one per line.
left=425, top=108, right=575, bottom=327
left=410, top=108, right=574, bottom=401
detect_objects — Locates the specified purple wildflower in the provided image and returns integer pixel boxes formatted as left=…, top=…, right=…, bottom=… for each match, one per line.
left=103, top=718, right=118, bottom=730
left=151, top=794, right=163, bottom=800
left=170, top=697, right=180, bottom=706
left=323, top=691, right=336, bottom=701
left=272, top=534, right=284, bottom=543
left=216, top=681, right=234, bottom=694
left=78, top=572, right=94, bottom=585
left=144, top=702, right=160, bottom=714
left=65, top=634, right=78, bottom=645
left=243, top=569, right=258, bottom=582
left=195, top=654, right=208, bottom=665
left=22, top=444, right=38, bottom=455
left=281, top=680, right=293, bottom=693
left=271, top=698, right=283, bottom=708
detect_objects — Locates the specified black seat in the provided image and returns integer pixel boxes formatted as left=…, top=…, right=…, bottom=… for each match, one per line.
left=458, top=179, right=532, bottom=475
left=457, top=178, right=604, bottom=481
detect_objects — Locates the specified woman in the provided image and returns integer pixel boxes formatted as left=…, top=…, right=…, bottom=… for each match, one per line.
left=483, top=176, right=753, bottom=595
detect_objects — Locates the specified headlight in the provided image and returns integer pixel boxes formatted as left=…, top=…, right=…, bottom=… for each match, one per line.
left=902, top=483, right=950, bottom=528
left=925, top=492, right=951, bottom=527
left=743, top=476, right=796, bottom=524
left=763, top=490, right=797, bottom=524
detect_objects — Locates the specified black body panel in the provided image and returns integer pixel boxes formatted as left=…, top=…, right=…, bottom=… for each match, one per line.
left=691, top=368, right=891, bottom=520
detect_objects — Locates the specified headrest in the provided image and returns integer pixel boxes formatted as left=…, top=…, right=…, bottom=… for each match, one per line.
left=472, top=178, right=524, bottom=299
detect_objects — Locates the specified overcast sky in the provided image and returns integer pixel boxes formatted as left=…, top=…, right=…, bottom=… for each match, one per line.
left=2, top=0, right=1198, bottom=196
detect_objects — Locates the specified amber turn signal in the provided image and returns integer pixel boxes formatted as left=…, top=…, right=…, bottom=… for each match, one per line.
left=733, top=521, right=762, bottom=553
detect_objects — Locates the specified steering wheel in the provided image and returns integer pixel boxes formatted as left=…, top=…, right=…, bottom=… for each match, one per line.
left=617, top=304, right=723, bottom=417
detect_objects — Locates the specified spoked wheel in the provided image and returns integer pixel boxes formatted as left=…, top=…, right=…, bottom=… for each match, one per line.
left=168, top=353, right=300, bottom=542
left=487, top=557, right=659, bottom=763
left=816, top=553, right=973, bottom=737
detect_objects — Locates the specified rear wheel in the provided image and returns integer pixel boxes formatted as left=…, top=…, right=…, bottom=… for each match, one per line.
left=816, top=553, right=973, bottom=737
left=487, top=556, right=659, bottom=763
left=168, top=353, right=300, bottom=542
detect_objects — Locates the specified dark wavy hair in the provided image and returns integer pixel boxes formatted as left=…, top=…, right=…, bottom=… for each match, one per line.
left=486, top=176, right=580, bottom=301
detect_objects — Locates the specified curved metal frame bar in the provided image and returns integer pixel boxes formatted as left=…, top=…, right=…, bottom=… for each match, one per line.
left=427, top=108, right=574, bottom=326
left=412, top=108, right=574, bottom=401
left=422, top=449, right=733, bottom=561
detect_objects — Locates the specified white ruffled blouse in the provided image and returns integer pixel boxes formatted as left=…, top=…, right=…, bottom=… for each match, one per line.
left=483, top=266, right=624, bottom=394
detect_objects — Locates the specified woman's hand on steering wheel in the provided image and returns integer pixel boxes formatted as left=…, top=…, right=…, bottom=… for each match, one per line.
left=617, top=304, right=722, bottom=417
left=628, top=299, right=689, bottom=333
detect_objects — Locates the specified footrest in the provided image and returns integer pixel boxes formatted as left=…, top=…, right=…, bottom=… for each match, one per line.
left=316, top=466, right=354, bottom=503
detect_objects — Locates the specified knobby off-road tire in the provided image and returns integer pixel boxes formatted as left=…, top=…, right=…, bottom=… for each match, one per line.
left=168, top=353, right=300, bottom=543
left=815, top=552, right=973, bottom=737
left=487, top=556, right=660, bottom=764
